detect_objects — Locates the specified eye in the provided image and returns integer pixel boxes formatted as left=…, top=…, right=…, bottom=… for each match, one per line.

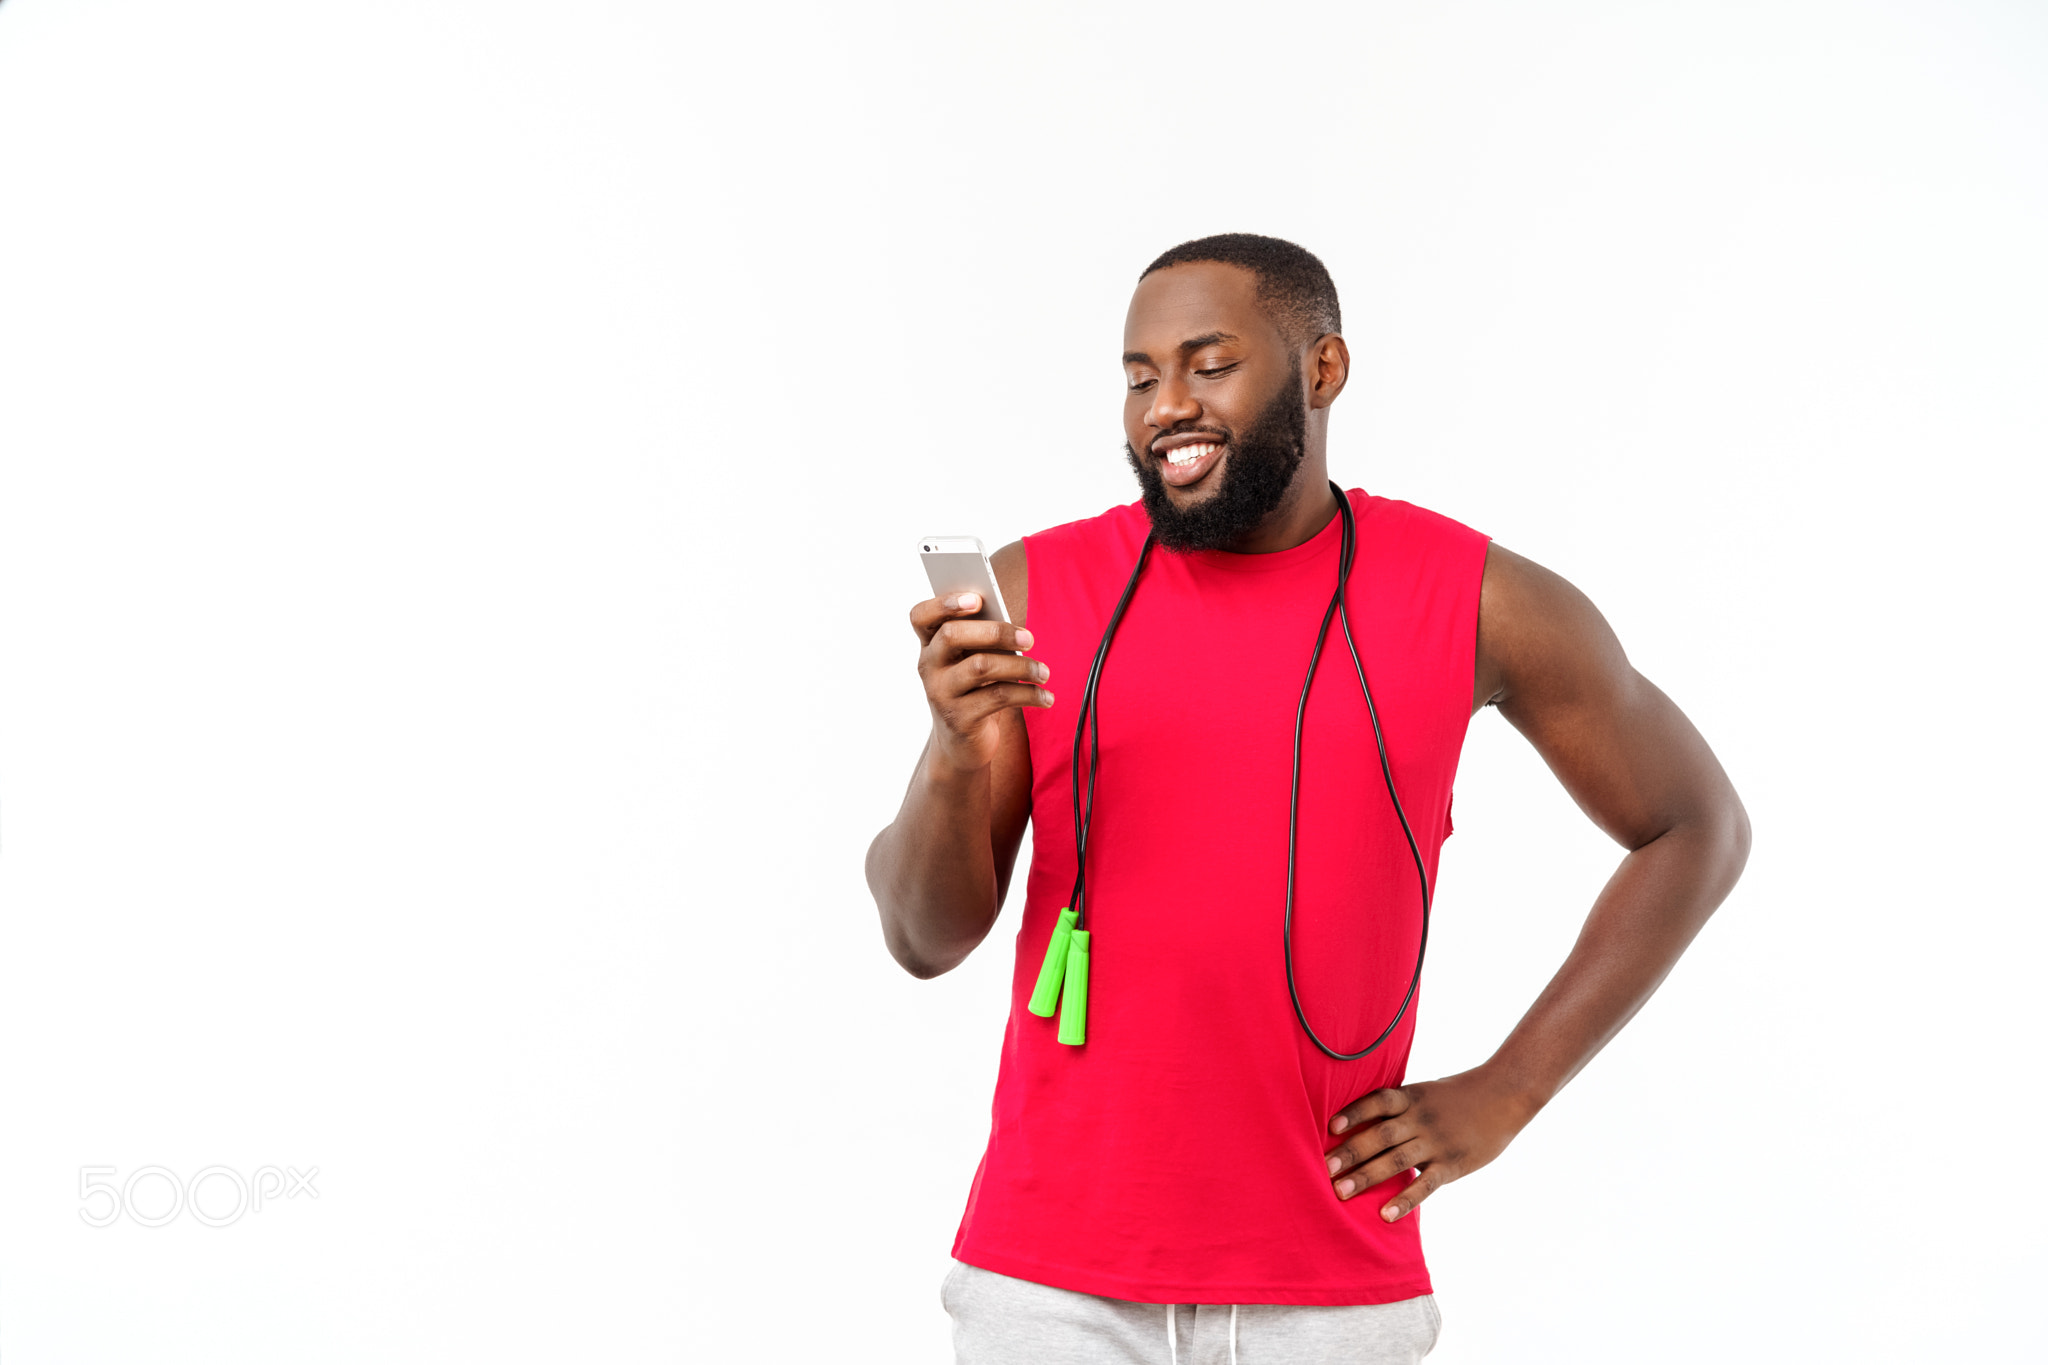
left=1195, top=363, right=1239, bottom=378
left=1127, top=377, right=1156, bottom=393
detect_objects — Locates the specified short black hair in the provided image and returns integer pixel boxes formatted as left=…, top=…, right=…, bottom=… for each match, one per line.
left=1139, top=233, right=1341, bottom=347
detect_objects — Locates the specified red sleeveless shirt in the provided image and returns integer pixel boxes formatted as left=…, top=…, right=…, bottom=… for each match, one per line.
left=950, top=489, right=1490, bottom=1305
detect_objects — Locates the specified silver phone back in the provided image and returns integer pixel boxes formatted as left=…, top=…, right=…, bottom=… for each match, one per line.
left=920, top=539, right=1011, bottom=624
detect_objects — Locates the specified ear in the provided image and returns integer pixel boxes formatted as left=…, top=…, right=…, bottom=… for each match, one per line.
left=1306, top=333, right=1350, bottom=410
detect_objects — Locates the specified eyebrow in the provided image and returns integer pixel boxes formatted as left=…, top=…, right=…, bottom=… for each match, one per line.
left=1122, top=331, right=1241, bottom=366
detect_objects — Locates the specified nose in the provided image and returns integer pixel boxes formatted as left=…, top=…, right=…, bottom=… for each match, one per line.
left=1145, top=372, right=1200, bottom=437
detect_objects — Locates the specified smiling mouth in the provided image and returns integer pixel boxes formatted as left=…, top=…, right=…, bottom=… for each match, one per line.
left=1152, top=437, right=1226, bottom=489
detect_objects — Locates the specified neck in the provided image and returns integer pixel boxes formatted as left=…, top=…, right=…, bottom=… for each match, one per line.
left=1219, top=445, right=1337, bottom=554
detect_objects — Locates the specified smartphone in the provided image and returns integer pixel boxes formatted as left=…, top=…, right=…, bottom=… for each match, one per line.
left=920, top=536, right=1012, bottom=625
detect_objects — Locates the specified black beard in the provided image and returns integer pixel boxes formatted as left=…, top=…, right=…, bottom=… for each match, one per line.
left=1124, top=360, right=1309, bottom=553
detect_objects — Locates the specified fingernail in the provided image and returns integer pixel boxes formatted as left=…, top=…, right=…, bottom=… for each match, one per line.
left=1382, top=1205, right=1400, bottom=1222
left=1033, top=663, right=1049, bottom=681
left=1327, top=1155, right=1343, bottom=1175
left=1016, top=629, right=1034, bottom=648
left=1331, top=1116, right=1349, bottom=1134
left=1336, top=1179, right=1354, bottom=1197
left=959, top=593, right=980, bottom=610
left=1041, top=691, right=1056, bottom=706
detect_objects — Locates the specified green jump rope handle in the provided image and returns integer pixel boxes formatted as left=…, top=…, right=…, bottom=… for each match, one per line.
left=1056, top=929, right=1090, bottom=1045
left=1027, top=907, right=1078, bottom=1018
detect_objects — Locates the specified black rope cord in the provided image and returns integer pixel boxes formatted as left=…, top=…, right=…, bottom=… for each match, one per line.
left=1281, top=485, right=1433, bottom=1060
left=1067, top=484, right=1432, bottom=1059
left=1067, top=535, right=1155, bottom=931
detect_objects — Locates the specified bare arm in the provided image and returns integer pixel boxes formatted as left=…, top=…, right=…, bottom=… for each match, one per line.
left=1325, top=543, right=1751, bottom=1219
left=864, top=542, right=1045, bottom=978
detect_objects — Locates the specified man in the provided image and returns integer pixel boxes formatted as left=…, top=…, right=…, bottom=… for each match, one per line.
left=866, top=234, right=1749, bottom=1363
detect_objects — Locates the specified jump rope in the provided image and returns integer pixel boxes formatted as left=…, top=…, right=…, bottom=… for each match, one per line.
left=1025, top=482, right=1433, bottom=1061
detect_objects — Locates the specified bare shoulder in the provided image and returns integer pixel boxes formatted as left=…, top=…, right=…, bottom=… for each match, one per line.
left=1474, top=542, right=1631, bottom=715
left=1474, top=542, right=1748, bottom=857
left=991, top=540, right=1028, bottom=628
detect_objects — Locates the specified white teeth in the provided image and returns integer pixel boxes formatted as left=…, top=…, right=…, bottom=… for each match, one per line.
left=1166, top=442, right=1215, bottom=467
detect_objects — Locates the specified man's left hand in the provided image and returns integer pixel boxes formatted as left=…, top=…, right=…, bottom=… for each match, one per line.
left=1325, top=1067, right=1538, bottom=1222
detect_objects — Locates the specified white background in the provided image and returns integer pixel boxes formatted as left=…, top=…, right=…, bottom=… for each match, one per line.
left=1, top=1, right=2043, bottom=1360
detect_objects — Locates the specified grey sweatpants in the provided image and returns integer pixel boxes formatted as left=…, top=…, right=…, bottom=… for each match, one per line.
left=942, top=1259, right=1441, bottom=1365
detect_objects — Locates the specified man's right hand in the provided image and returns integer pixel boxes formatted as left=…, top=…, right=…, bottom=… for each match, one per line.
left=912, top=592, right=1052, bottom=772
left=872, top=553, right=1039, bottom=977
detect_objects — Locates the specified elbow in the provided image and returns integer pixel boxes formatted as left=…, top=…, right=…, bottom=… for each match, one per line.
left=864, top=826, right=996, bottom=979
left=1643, top=785, right=1750, bottom=910
left=1703, top=787, right=1752, bottom=898
left=878, top=887, right=997, bottom=978
left=867, top=843, right=970, bottom=979
left=1728, top=796, right=1753, bottom=879
left=880, top=873, right=1004, bottom=977
left=882, top=918, right=972, bottom=980
left=895, top=945, right=958, bottom=981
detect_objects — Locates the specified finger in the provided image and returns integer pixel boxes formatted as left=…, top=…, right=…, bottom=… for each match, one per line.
left=1330, top=1086, right=1412, bottom=1136
left=924, top=617, right=1036, bottom=659
left=909, top=595, right=964, bottom=642
left=1333, top=1138, right=1430, bottom=1200
left=936, top=650, right=1050, bottom=698
left=909, top=591, right=981, bottom=628
left=1325, top=1117, right=1416, bottom=1178
left=936, top=683, right=1055, bottom=731
left=911, top=593, right=1023, bottom=645
left=1380, top=1164, right=1448, bottom=1222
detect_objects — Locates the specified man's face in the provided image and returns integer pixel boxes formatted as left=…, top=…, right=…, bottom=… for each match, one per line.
left=1121, top=261, right=1307, bottom=552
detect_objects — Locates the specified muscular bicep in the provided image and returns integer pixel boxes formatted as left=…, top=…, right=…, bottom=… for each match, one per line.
left=1476, top=544, right=1737, bottom=851
left=989, top=539, right=1033, bottom=902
